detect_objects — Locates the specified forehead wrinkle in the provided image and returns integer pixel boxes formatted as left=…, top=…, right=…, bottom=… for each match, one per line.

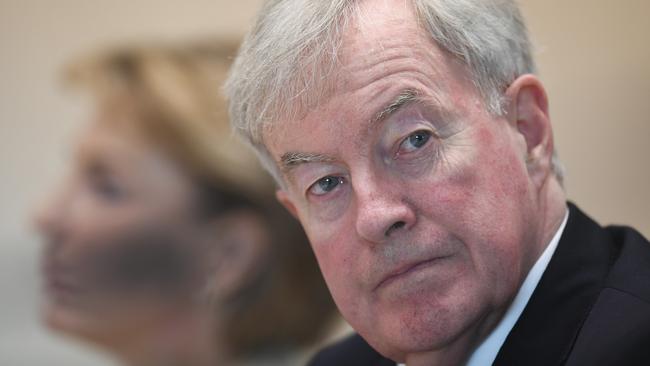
left=338, top=1, right=456, bottom=103
left=340, top=49, right=428, bottom=86
left=337, top=38, right=454, bottom=106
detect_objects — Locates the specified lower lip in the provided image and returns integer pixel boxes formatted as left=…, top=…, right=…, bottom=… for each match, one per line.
left=42, top=266, right=83, bottom=298
left=377, top=257, right=447, bottom=290
left=45, top=277, right=77, bottom=296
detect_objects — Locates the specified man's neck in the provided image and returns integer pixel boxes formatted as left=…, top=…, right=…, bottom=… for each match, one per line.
left=464, top=206, right=568, bottom=366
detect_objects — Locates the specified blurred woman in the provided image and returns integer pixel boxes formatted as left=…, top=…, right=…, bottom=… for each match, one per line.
left=34, top=41, right=338, bottom=366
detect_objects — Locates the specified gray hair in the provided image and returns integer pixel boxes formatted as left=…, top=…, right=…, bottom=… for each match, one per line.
left=225, top=0, right=565, bottom=185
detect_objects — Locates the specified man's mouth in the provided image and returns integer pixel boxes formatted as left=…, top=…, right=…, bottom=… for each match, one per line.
left=374, top=255, right=451, bottom=291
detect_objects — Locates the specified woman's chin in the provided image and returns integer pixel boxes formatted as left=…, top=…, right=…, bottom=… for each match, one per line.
left=41, top=292, right=177, bottom=347
left=41, top=295, right=126, bottom=351
left=42, top=300, right=96, bottom=339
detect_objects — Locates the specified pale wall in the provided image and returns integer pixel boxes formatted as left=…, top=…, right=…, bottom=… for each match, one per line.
left=521, top=0, right=649, bottom=238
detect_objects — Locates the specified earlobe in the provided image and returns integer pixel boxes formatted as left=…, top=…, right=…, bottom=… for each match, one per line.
left=276, top=190, right=299, bottom=219
left=505, top=74, right=554, bottom=186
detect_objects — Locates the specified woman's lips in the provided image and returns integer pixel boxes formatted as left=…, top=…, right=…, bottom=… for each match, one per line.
left=42, top=260, right=85, bottom=298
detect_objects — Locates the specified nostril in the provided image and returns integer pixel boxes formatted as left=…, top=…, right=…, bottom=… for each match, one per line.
left=385, top=221, right=406, bottom=237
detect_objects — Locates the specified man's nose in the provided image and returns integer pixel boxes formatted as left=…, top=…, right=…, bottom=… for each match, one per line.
left=353, top=175, right=416, bottom=244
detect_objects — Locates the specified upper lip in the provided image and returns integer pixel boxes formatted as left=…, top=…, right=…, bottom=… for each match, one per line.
left=374, top=255, right=450, bottom=291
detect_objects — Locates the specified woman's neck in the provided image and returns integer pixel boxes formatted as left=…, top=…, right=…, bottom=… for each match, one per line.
left=111, top=306, right=227, bottom=366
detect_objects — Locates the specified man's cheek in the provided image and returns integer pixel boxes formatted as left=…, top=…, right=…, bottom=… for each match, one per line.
left=414, top=167, right=481, bottom=226
left=311, top=231, right=363, bottom=289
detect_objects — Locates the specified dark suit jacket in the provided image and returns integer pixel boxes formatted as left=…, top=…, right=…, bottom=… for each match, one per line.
left=308, top=203, right=650, bottom=366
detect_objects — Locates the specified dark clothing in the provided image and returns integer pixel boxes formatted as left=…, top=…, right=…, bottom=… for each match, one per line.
left=308, top=203, right=650, bottom=366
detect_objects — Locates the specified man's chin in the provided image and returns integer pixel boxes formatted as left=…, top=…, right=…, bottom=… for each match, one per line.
left=357, top=299, right=485, bottom=362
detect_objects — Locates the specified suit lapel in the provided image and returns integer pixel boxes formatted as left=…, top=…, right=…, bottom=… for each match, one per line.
left=493, top=203, right=615, bottom=365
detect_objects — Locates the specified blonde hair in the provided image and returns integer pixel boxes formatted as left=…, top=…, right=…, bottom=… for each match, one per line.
left=67, top=40, right=271, bottom=199
left=66, top=40, right=337, bottom=358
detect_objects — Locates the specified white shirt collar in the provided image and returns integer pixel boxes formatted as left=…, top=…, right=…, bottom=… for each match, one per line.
left=398, top=209, right=569, bottom=366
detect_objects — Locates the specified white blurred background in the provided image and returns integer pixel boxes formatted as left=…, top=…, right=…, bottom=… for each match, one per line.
left=1, top=0, right=648, bottom=364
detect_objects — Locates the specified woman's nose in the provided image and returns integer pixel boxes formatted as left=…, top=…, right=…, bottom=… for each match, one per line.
left=32, top=183, right=70, bottom=240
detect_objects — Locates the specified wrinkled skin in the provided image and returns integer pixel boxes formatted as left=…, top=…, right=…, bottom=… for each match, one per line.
left=269, top=1, right=565, bottom=364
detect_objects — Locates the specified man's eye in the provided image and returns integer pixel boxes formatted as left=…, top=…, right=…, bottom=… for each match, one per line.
left=399, top=130, right=432, bottom=154
left=308, top=176, right=344, bottom=196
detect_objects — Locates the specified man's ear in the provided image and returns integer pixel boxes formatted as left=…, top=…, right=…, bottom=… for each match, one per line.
left=276, top=189, right=299, bottom=219
left=505, top=74, right=554, bottom=187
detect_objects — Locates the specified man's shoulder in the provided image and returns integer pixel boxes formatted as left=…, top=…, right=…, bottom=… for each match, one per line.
left=566, top=224, right=650, bottom=365
left=601, top=223, right=650, bottom=301
left=564, top=202, right=650, bottom=300
left=307, top=333, right=395, bottom=366
left=495, top=204, right=650, bottom=365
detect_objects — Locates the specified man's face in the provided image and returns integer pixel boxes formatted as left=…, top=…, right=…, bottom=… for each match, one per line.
left=267, top=0, right=543, bottom=361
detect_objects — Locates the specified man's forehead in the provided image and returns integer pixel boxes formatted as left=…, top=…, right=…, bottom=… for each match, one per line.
left=263, top=0, right=471, bottom=177
left=337, top=0, right=434, bottom=75
left=262, top=0, right=446, bottom=128
left=350, top=0, right=419, bottom=35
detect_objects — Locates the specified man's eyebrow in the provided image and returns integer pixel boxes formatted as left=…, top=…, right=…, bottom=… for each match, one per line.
left=373, top=88, right=419, bottom=123
left=279, top=152, right=336, bottom=173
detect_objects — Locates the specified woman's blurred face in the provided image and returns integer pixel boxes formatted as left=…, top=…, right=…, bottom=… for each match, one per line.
left=35, top=113, right=212, bottom=342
